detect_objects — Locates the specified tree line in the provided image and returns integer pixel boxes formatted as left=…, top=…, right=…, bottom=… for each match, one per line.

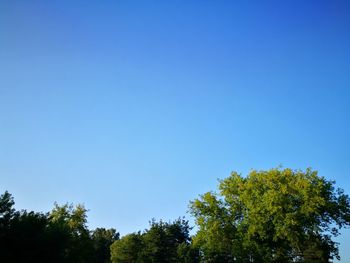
left=1, top=168, right=350, bottom=262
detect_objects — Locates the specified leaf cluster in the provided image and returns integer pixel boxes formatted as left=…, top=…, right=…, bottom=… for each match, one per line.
left=1, top=167, right=349, bottom=263
left=190, top=168, right=350, bottom=262
left=0, top=191, right=118, bottom=263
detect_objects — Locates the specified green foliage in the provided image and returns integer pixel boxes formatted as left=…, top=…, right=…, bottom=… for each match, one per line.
left=1, top=167, right=349, bottom=262
left=190, top=168, right=350, bottom=262
left=50, top=203, right=89, bottom=237
left=110, top=218, right=198, bottom=263
left=0, top=192, right=70, bottom=262
left=0, top=191, right=16, bottom=226
left=92, top=228, right=119, bottom=263
left=0, top=192, right=104, bottom=263
left=110, top=232, right=144, bottom=263
left=142, top=218, right=194, bottom=262
left=49, top=203, right=94, bottom=263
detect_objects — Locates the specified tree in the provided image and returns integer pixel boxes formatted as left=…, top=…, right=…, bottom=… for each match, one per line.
left=110, top=232, right=143, bottom=263
left=0, top=192, right=121, bottom=263
left=91, top=228, right=119, bottom=263
left=0, top=191, right=69, bottom=263
left=190, top=168, right=350, bottom=262
left=110, top=218, right=198, bottom=263
left=7, top=211, right=51, bottom=262
left=141, top=218, right=195, bottom=263
left=49, top=203, right=94, bottom=263
left=0, top=191, right=16, bottom=227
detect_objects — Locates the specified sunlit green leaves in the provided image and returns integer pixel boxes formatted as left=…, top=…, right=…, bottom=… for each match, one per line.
left=190, top=168, right=350, bottom=262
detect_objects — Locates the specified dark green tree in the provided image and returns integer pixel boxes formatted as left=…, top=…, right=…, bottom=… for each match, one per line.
left=7, top=211, right=51, bottom=262
left=110, top=218, right=198, bottom=263
left=0, top=191, right=16, bottom=227
left=190, top=168, right=350, bottom=262
left=49, top=203, right=94, bottom=263
left=0, top=191, right=70, bottom=263
left=110, top=232, right=143, bottom=263
left=92, top=227, right=119, bottom=263
left=141, top=218, right=194, bottom=262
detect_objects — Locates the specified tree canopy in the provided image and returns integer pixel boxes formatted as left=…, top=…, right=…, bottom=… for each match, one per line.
left=1, top=167, right=349, bottom=262
left=0, top=191, right=118, bottom=263
left=110, top=218, right=198, bottom=263
left=190, top=168, right=350, bottom=262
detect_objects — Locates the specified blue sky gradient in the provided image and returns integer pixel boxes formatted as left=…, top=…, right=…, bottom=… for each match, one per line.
left=1, top=0, right=350, bottom=260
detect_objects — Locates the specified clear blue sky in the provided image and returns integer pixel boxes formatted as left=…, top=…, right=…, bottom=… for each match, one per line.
left=1, top=0, right=350, bottom=260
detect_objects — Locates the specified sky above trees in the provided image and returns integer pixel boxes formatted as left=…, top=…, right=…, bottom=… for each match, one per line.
left=1, top=0, right=350, bottom=260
